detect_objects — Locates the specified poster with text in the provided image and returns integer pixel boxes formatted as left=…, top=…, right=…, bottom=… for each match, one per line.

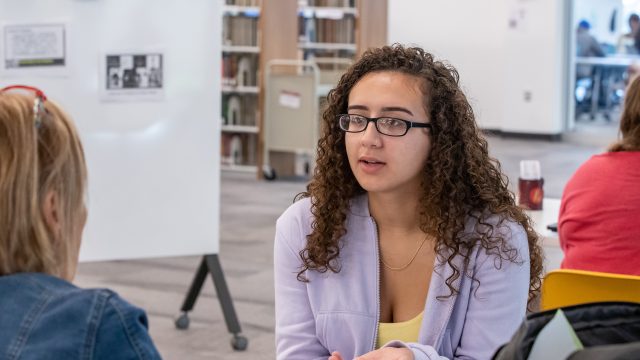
left=1, top=23, right=67, bottom=76
left=101, top=53, right=164, bottom=102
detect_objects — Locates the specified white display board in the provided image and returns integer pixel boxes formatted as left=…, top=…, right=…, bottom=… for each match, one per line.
left=0, top=0, right=222, bottom=261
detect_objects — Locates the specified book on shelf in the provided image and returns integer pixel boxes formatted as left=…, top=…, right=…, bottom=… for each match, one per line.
left=222, top=54, right=258, bottom=86
left=224, top=16, right=258, bottom=47
left=222, top=94, right=257, bottom=126
left=221, top=133, right=257, bottom=166
left=299, top=17, right=355, bottom=44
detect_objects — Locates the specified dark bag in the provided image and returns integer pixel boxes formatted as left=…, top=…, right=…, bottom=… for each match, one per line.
left=492, top=302, right=640, bottom=360
left=567, top=342, right=640, bottom=360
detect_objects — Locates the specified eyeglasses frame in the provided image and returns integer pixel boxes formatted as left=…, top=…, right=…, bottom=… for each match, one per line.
left=337, top=114, right=432, bottom=137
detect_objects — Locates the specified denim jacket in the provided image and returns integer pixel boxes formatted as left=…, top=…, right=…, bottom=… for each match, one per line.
left=274, top=195, right=530, bottom=360
left=0, top=272, right=162, bottom=360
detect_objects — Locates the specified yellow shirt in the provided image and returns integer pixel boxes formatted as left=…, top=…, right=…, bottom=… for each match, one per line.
left=376, top=311, right=424, bottom=349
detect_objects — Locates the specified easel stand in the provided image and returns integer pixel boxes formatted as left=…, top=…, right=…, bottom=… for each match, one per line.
left=175, top=254, right=248, bottom=351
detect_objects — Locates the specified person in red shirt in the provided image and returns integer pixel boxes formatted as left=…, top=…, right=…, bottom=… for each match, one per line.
left=558, top=76, right=640, bottom=276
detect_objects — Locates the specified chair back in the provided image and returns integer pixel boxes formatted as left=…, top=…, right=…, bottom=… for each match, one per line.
left=541, top=269, right=640, bottom=311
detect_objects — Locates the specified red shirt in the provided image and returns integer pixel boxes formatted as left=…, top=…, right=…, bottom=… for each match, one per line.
left=559, top=151, right=640, bottom=275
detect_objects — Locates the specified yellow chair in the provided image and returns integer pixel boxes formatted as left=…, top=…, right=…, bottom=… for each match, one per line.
left=541, top=269, right=640, bottom=311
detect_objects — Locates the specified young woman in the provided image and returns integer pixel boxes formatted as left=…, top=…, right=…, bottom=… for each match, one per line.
left=0, top=85, right=162, bottom=359
left=559, top=75, right=640, bottom=276
left=274, top=45, right=543, bottom=360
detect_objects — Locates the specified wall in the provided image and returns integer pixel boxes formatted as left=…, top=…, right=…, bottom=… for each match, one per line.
left=388, top=0, right=569, bottom=135
left=502, top=0, right=569, bottom=134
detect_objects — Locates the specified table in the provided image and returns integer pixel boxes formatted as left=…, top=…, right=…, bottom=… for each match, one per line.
left=574, top=56, right=638, bottom=66
left=524, top=198, right=563, bottom=272
left=574, top=56, right=639, bottom=120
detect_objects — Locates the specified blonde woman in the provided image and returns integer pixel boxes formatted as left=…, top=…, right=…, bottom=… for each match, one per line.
left=0, top=85, right=161, bottom=359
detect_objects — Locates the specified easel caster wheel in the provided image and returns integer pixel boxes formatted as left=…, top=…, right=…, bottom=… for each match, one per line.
left=231, top=335, right=248, bottom=351
left=263, top=166, right=276, bottom=181
left=175, top=313, right=190, bottom=330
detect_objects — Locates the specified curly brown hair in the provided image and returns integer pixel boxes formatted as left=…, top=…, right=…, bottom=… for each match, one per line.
left=296, top=44, right=543, bottom=306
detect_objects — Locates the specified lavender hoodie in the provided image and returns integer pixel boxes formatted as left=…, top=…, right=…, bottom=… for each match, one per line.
left=274, top=195, right=530, bottom=360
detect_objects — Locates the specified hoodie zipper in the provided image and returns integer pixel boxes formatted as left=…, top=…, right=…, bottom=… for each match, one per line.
left=371, top=217, right=381, bottom=352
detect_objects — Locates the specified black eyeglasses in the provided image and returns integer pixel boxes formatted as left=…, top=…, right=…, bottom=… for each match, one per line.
left=0, top=84, right=48, bottom=127
left=337, top=114, right=432, bottom=137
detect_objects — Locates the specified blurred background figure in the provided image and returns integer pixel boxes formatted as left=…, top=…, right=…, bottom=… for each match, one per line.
left=576, top=20, right=605, bottom=77
left=617, top=13, right=640, bottom=54
left=575, top=20, right=606, bottom=120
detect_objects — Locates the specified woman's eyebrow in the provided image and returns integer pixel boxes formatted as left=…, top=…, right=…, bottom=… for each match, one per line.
left=347, top=105, right=414, bottom=116
left=347, top=104, right=368, bottom=111
left=380, top=106, right=413, bottom=116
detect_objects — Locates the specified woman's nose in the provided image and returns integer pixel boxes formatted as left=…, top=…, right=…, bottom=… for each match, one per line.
left=360, top=121, right=382, bottom=148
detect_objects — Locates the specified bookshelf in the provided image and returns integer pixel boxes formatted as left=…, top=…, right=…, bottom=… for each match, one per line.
left=256, top=0, right=387, bottom=179
left=298, top=0, right=357, bottom=61
left=256, top=0, right=357, bottom=179
left=297, top=0, right=358, bottom=128
left=220, top=0, right=261, bottom=172
left=219, top=0, right=386, bottom=178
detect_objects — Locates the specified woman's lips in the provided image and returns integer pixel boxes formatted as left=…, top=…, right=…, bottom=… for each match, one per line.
left=358, top=158, right=386, bottom=173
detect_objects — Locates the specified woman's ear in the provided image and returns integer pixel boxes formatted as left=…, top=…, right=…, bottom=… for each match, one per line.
left=42, top=191, right=62, bottom=242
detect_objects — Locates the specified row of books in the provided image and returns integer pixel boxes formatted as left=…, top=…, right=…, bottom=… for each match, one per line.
left=221, top=95, right=258, bottom=126
left=227, top=0, right=354, bottom=9
left=227, top=0, right=354, bottom=8
left=299, top=0, right=354, bottom=7
left=225, top=0, right=260, bottom=6
left=221, top=54, right=259, bottom=87
left=299, top=16, right=355, bottom=44
left=221, top=133, right=257, bottom=166
left=222, top=16, right=259, bottom=46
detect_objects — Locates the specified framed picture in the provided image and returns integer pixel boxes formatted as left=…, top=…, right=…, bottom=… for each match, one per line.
left=1, top=23, right=68, bottom=76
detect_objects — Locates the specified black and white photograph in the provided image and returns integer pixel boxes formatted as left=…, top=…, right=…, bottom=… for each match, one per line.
left=101, top=52, right=164, bottom=101
left=106, top=53, right=163, bottom=90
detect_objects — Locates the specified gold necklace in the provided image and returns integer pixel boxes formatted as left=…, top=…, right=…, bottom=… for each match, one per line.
left=380, top=235, right=429, bottom=271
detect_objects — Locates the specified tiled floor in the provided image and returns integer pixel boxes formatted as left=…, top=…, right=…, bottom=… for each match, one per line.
left=75, top=124, right=616, bottom=359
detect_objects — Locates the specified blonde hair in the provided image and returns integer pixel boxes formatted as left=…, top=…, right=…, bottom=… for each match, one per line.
left=0, top=91, right=87, bottom=277
left=610, top=75, right=640, bottom=152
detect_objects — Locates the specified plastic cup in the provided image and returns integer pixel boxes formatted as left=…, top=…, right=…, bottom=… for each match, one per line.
left=518, top=160, right=543, bottom=210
